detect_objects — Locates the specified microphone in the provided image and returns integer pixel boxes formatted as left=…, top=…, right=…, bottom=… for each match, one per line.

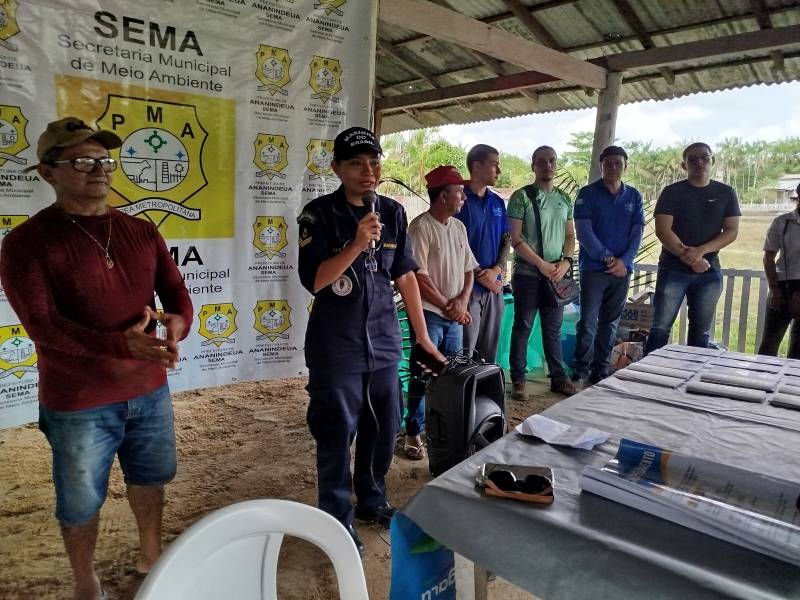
left=362, top=191, right=378, bottom=250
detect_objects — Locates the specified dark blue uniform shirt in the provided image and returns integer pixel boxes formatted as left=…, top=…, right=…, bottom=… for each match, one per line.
left=574, top=179, right=644, bottom=272
left=297, top=185, right=417, bottom=375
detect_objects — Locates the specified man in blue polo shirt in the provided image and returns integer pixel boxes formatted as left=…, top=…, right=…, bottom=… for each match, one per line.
left=455, top=144, right=511, bottom=363
left=572, top=146, right=644, bottom=386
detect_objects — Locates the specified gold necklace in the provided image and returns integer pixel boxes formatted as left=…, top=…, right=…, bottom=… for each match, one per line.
left=59, top=207, right=114, bottom=269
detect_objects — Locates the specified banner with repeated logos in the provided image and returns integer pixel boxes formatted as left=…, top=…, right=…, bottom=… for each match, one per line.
left=0, top=0, right=377, bottom=428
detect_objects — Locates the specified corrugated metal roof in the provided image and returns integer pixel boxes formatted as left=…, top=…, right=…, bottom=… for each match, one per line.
left=376, top=0, right=800, bottom=134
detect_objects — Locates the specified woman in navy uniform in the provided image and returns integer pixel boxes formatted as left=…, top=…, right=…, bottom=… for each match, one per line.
left=297, top=127, right=443, bottom=554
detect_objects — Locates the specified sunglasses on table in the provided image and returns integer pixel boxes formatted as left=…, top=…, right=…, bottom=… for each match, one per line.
left=477, top=464, right=554, bottom=504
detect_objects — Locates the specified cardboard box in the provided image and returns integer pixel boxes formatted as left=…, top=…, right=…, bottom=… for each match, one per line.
left=619, top=288, right=655, bottom=331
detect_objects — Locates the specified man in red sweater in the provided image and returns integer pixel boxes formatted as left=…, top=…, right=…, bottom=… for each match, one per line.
left=0, top=117, right=193, bottom=600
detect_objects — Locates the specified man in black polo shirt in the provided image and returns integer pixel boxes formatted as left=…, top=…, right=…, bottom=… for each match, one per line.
left=644, top=142, right=740, bottom=352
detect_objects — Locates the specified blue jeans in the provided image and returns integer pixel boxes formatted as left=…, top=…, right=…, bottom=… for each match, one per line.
left=38, top=384, right=176, bottom=527
left=573, top=271, right=630, bottom=379
left=509, top=273, right=566, bottom=383
left=644, top=267, right=723, bottom=353
left=406, top=310, right=463, bottom=436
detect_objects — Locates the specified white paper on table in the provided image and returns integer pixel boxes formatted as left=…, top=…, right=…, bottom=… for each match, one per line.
left=515, top=414, right=610, bottom=450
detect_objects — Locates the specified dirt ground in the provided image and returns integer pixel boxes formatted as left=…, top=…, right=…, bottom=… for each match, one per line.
left=0, top=376, right=562, bottom=599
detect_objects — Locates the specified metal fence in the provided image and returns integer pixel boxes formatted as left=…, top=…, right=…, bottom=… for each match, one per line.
left=631, top=264, right=769, bottom=352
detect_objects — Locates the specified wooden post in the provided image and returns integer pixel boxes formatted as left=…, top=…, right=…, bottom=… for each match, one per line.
left=588, top=71, right=623, bottom=183
left=373, top=108, right=383, bottom=138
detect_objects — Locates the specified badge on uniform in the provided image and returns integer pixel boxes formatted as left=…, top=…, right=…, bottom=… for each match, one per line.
left=331, top=275, right=353, bottom=296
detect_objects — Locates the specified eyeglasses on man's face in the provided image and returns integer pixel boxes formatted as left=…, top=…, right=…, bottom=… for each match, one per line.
left=686, top=154, right=713, bottom=164
left=48, top=157, right=118, bottom=173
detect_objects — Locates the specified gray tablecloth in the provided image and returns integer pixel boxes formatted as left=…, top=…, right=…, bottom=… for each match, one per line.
left=403, top=347, right=800, bottom=600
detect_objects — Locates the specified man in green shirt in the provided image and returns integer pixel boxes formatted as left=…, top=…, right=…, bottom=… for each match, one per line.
left=507, top=146, right=576, bottom=398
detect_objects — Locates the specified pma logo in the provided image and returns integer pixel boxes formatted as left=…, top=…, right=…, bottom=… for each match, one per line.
left=306, top=138, right=334, bottom=180
left=252, top=216, right=288, bottom=260
left=255, top=45, right=291, bottom=96
left=0, top=215, right=27, bottom=240
left=314, top=0, right=346, bottom=17
left=198, top=303, right=238, bottom=347
left=98, top=96, right=208, bottom=227
left=0, top=105, right=28, bottom=168
left=309, top=56, right=342, bottom=104
left=254, top=300, right=291, bottom=342
left=0, top=324, right=37, bottom=380
left=0, top=0, right=20, bottom=52
left=254, top=134, right=289, bottom=180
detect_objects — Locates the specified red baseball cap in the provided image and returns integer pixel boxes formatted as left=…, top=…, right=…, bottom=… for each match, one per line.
left=424, top=165, right=467, bottom=189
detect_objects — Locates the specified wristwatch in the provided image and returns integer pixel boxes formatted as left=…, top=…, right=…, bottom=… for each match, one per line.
left=561, top=255, right=574, bottom=266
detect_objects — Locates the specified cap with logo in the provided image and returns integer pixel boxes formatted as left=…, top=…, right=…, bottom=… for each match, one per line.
left=599, top=145, right=628, bottom=161
left=24, top=117, right=122, bottom=172
left=332, top=127, right=382, bottom=161
left=425, top=165, right=467, bottom=189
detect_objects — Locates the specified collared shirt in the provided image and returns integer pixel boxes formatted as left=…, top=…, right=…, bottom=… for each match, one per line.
left=408, top=212, right=479, bottom=317
left=454, top=185, right=509, bottom=292
left=297, top=185, right=417, bottom=374
left=764, top=208, right=800, bottom=281
left=507, top=185, right=573, bottom=276
left=573, top=179, right=644, bottom=272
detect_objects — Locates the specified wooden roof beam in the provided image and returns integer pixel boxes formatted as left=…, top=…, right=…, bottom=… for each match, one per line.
left=375, top=70, right=558, bottom=112
left=389, top=4, right=800, bottom=55
left=379, top=0, right=606, bottom=89
left=600, top=24, right=800, bottom=71
left=612, top=0, right=676, bottom=88
left=748, top=0, right=773, bottom=29
left=380, top=48, right=800, bottom=117
left=377, top=40, right=439, bottom=89
left=501, top=0, right=562, bottom=50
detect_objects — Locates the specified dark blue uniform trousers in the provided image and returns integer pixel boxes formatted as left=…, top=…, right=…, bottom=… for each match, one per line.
left=306, top=364, right=400, bottom=526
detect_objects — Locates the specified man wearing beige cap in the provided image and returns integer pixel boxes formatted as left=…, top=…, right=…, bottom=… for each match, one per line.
left=404, top=166, right=478, bottom=459
left=1, top=117, right=193, bottom=599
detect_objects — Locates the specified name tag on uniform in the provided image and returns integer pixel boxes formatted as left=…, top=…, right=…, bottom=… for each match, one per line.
left=384, top=242, right=397, bottom=249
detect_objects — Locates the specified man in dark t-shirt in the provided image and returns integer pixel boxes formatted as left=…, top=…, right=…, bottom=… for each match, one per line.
left=644, top=142, right=740, bottom=353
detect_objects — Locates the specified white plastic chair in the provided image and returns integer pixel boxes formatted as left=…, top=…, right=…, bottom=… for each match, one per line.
left=134, top=499, right=369, bottom=600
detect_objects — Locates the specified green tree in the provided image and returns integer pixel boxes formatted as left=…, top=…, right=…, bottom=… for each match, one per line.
left=560, top=132, right=594, bottom=184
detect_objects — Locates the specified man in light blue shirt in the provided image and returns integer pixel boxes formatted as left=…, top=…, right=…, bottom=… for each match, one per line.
left=572, top=146, right=644, bottom=385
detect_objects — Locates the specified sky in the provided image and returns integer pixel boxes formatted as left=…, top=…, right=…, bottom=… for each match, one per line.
left=436, top=81, right=800, bottom=160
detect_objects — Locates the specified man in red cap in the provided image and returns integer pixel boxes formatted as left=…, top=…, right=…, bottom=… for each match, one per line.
left=403, top=166, right=478, bottom=459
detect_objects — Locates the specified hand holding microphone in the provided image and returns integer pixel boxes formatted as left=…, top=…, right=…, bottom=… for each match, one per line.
left=360, top=191, right=381, bottom=272
left=357, top=191, right=381, bottom=251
